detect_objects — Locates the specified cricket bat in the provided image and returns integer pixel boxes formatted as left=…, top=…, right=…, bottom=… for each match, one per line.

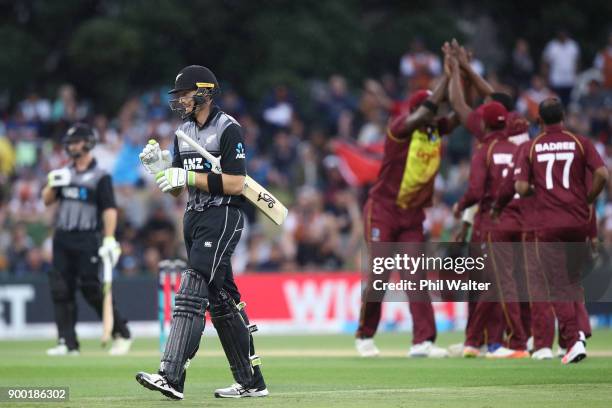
left=175, top=130, right=288, bottom=225
left=101, top=255, right=114, bottom=346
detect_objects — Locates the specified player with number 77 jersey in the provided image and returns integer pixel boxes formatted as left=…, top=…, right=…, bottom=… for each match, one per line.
left=514, top=119, right=607, bottom=230
left=513, top=98, right=609, bottom=364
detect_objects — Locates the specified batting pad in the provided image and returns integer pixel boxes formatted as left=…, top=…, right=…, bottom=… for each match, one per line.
left=210, top=293, right=257, bottom=387
left=160, top=269, right=208, bottom=385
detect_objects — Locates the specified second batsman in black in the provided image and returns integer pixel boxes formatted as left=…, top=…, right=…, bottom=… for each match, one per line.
left=135, top=65, right=268, bottom=399
left=42, top=124, right=132, bottom=356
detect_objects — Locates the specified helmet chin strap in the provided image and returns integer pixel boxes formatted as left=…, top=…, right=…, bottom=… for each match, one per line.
left=185, top=95, right=209, bottom=121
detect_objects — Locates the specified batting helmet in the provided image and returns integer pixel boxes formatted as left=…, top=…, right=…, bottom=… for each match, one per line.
left=63, top=123, right=97, bottom=152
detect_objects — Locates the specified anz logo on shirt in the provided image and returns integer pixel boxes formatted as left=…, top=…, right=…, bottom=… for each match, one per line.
left=235, top=143, right=245, bottom=159
left=183, top=157, right=213, bottom=172
left=62, top=186, right=88, bottom=200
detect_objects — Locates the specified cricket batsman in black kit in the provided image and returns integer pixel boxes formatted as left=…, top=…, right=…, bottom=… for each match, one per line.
left=42, top=123, right=132, bottom=356
left=135, top=65, right=268, bottom=399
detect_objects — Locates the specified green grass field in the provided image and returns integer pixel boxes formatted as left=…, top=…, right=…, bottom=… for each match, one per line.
left=1, top=330, right=612, bottom=407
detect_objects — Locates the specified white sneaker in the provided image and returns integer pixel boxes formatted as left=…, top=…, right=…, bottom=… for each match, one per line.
left=109, top=337, right=132, bottom=355
left=556, top=347, right=567, bottom=358
left=561, top=341, right=586, bottom=365
left=447, top=342, right=464, bottom=357
left=531, top=348, right=554, bottom=360
left=355, top=338, right=380, bottom=357
left=485, top=346, right=529, bottom=359
left=214, top=383, right=269, bottom=398
left=409, top=341, right=448, bottom=358
left=527, top=336, right=534, bottom=353
left=46, top=344, right=79, bottom=356
left=135, top=371, right=183, bottom=400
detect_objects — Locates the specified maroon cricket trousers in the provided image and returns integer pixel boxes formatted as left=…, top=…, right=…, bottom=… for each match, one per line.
left=356, top=198, right=436, bottom=344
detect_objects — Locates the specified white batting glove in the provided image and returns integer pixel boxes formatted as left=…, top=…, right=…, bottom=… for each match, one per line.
left=47, top=168, right=71, bottom=188
left=98, top=236, right=121, bottom=267
left=139, top=139, right=172, bottom=174
left=156, top=168, right=196, bottom=193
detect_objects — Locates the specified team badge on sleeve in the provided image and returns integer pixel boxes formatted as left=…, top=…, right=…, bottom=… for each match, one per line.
left=235, top=143, right=245, bottom=159
left=371, top=227, right=381, bottom=242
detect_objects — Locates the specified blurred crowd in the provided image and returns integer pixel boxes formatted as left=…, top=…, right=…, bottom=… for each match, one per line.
left=1, top=31, right=611, bottom=278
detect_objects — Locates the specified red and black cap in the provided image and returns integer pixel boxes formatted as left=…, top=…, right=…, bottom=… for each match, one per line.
left=169, top=65, right=219, bottom=94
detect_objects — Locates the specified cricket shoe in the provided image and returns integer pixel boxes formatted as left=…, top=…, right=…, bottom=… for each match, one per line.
left=531, top=348, right=554, bottom=360
left=561, top=341, right=586, bottom=365
left=109, top=337, right=133, bottom=356
left=46, top=343, right=79, bottom=356
left=409, top=341, right=448, bottom=358
left=557, top=331, right=587, bottom=358
left=447, top=342, right=464, bottom=357
left=355, top=338, right=380, bottom=357
left=214, top=383, right=269, bottom=398
left=135, top=371, right=183, bottom=400
left=485, top=346, right=529, bottom=359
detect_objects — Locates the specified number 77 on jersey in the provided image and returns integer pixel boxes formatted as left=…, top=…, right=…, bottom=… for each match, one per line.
left=175, top=129, right=289, bottom=226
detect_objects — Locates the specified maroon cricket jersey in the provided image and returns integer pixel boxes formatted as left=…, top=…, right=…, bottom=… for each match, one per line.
left=497, top=141, right=537, bottom=231
left=456, top=130, right=507, bottom=230
left=368, top=113, right=448, bottom=221
left=485, top=137, right=524, bottom=231
left=515, top=124, right=606, bottom=229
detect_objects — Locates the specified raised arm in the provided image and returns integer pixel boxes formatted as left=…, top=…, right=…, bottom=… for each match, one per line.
left=389, top=74, right=449, bottom=139
left=447, top=52, right=472, bottom=125
left=453, top=40, right=494, bottom=98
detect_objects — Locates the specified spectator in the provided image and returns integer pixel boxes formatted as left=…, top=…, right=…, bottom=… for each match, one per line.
left=270, top=128, right=298, bottom=188
left=399, top=37, right=442, bottom=92
left=139, top=203, right=177, bottom=260
left=247, top=226, right=284, bottom=272
left=576, top=78, right=612, bottom=138
left=91, top=114, right=121, bottom=173
left=517, top=75, right=556, bottom=122
left=112, top=125, right=146, bottom=187
left=261, top=85, right=295, bottom=131
left=19, top=92, right=51, bottom=123
left=594, top=31, right=612, bottom=91
left=7, top=223, right=34, bottom=276
left=282, top=186, right=342, bottom=269
left=25, top=247, right=51, bottom=275
left=511, top=38, right=535, bottom=89
left=318, top=75, right=357, bottom=134
left=142, top=246, right=162, bottom=276
left=8, top=170, right=45, bottom=222
left=542, top=30, right=580, bottom=106
left=51, top=84, right=82, bottom=122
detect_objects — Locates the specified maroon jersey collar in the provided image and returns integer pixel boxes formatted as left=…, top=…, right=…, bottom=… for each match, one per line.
left=543, top=123, right=564, bottom=133
left=483, top=129, right=507, bottom=143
